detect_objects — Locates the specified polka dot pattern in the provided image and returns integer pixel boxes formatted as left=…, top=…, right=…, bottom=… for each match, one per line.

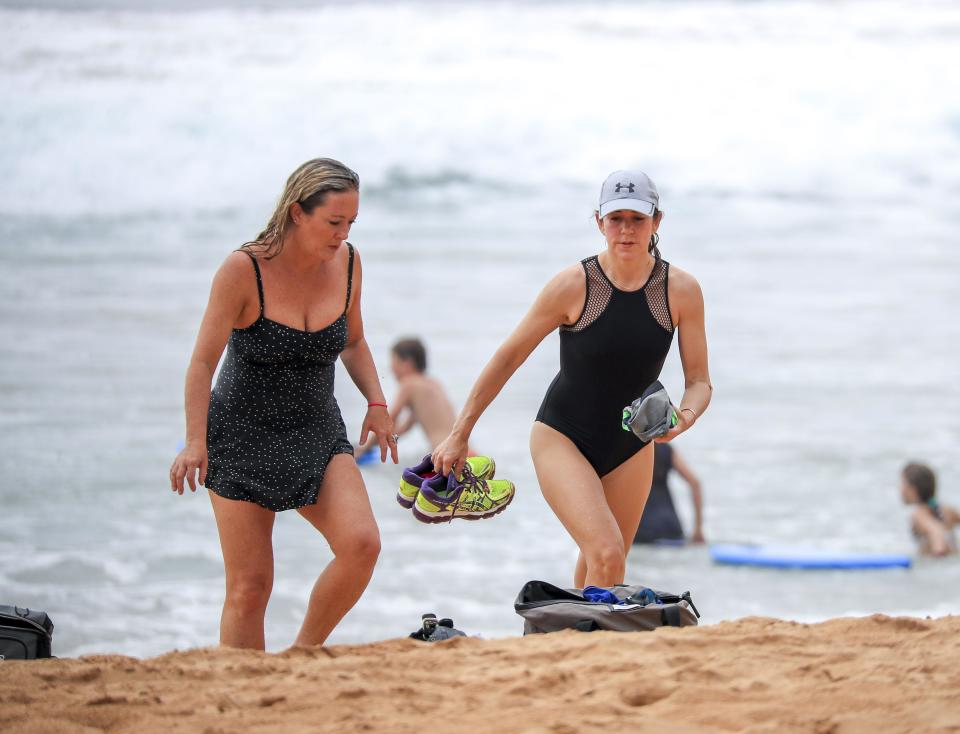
left=205, top=246, right=355, bottom=512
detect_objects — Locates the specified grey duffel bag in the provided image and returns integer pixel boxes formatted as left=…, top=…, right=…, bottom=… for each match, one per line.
left=515, top=580, right=700, bottom=634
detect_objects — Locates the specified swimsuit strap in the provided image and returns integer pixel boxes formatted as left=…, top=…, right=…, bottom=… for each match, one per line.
left=344, top=242, right=355, bottom=315
left=241, top=249, right=265, bottom=316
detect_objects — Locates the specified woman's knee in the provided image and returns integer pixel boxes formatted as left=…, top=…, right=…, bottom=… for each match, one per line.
left=335, top=526, right=381, bottom=566
left=225, top=571, right=273, bottom=614
left=586, top=541, right=625, bottom=575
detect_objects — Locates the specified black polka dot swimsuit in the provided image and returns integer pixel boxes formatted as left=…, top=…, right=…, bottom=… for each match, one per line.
left=204, top=245, right=355, bottom=512
left=536, top=255, right=674, bottom=477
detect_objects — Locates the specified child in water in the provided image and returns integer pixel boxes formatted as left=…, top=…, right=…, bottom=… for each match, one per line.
left=358, top=337, right=470, bottom=456
left=900, top=462, right=959, bottom=557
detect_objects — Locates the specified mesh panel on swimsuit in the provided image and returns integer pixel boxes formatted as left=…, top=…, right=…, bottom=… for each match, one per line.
left=564, top=257, right=613, bottom=332
left=644, top=259, right=674, bottom=333
left=565, top=256, right=673, bottom=334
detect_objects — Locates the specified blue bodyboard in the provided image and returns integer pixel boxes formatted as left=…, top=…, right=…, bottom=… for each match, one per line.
left=710, top=543, right=911, bottom=570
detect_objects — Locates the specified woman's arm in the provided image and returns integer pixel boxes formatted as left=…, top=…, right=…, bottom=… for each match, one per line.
left=170, top=252, right=252, bottom=493
left=339, top=248, right=397, bottom=463
left=357, top=383, right=413, bottom=454
left=659, top=266, right=712, bottom=442
left=432, top=265, right=584, bottom=476
left=670, top=447, right=705, bottom=543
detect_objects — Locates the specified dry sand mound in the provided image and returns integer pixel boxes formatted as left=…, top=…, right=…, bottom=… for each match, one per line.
left=3, top=615, right=959, bottom=733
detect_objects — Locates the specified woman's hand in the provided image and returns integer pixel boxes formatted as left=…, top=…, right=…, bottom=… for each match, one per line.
left=170, top=440, right=208, bottom=494
left=360, top=406, right=398, bottom=464
left=656, top=408, right=695, bottom=443
left=432, top=431, right=469, bottom=478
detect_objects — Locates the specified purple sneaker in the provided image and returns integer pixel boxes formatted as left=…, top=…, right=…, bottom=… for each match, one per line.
left=397, top=455, right=437, bottom=509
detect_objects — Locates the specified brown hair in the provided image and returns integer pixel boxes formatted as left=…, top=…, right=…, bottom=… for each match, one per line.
left=902, top=462, right=937, bottom=504
left=392, top=337, right=427, bottom=373
left=241, top=158, right=359, bottom=258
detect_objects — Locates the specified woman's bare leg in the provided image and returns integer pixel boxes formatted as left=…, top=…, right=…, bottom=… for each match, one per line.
left=602, top=442, right=655, bottom=549
left=531, top=422, right=626, bottom=587
left=208, top=492, right=276, bottom=650
left=572, top=444, right=655, bottom=585
left=293, top=454, right=381, bottom=647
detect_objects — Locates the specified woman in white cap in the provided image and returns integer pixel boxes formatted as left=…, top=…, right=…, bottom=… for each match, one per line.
left=433, top=170, right=712, bottom=587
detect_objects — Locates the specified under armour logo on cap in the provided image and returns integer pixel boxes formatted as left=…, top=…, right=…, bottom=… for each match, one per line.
left=599, top=170, right=659, bottom=218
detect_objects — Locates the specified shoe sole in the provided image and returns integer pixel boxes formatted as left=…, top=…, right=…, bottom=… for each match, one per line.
left=411, top=490, right=515, bottom=524
left=397, top=491, right=417, bottom=509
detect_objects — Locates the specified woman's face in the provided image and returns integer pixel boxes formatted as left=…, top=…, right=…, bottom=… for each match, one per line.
left=900, top=476, right=919, bottom=504
left=597, top=208, right=662, bottom=259
left=291, top=189, right=359, bottom=259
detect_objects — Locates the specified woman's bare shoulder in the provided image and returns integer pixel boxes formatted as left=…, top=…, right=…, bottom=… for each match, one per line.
left=210, top=250, right=259, bottom=298
left=667, top=262, right=703, bottom=296
left=912, top=504, right=942, bottom=529
left=544, top=261, right=587, bottom=295
left=535, top=262, right=587, bottom=317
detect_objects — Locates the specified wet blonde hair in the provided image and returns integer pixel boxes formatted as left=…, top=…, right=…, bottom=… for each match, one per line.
left=242, top=158, right=359, bottom=258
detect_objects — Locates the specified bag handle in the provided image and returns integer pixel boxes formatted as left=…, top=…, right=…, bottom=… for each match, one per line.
left=0, top=607, right=52, bottom=638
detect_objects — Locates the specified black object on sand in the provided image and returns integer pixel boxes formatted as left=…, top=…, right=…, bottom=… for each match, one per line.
left=409, top=613, right=467, bottom=642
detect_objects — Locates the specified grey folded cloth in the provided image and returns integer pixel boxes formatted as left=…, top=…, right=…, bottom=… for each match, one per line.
left=622, top=380, right=677, bottom=442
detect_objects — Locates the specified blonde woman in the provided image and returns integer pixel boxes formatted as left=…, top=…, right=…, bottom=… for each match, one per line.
left=169, top=158, right=396, bottom=649
left=433, top=170, right=712, bottom=588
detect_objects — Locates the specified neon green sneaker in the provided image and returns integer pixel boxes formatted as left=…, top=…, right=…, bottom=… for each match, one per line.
left=398, top=454, right=495, bottom=509
left=413, top=464, right=515, bottom=523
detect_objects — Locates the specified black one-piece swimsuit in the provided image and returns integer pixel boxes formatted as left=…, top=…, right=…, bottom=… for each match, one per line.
left=204, top=245, right=355, bottom=512
left=536, top=255, right=675, bottom=477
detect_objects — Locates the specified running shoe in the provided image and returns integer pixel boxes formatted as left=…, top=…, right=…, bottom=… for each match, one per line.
left=398, top=454, right=495, bottom=509
left=413, top=463, right=515, bottom=523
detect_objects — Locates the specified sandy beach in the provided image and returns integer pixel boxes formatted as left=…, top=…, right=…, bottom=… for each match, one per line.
left=3, top=615, right=959, bottom=733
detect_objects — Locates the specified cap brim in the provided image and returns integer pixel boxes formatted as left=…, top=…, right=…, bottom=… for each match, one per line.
left=599, top=199, right=656, bottom=218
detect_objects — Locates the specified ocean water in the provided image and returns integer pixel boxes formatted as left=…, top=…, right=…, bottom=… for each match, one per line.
left=1, top=0, right=959, bottom=657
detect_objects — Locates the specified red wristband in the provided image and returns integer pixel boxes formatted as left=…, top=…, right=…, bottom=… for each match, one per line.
left=368, top=402, right=387, bottom=409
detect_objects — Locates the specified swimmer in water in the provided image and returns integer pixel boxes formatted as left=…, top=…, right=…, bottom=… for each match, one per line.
left=900, top=461, right=959, bottom=557
left=357, top=337, right=474, bottom=456
left=632, top=442, right=705, bottom=545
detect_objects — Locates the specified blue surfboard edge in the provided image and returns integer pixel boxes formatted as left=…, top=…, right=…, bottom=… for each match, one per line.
left=709, top=543, right=912, bottom=570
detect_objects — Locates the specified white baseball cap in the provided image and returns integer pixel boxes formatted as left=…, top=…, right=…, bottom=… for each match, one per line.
left=598, top=170, right=659, bottom=218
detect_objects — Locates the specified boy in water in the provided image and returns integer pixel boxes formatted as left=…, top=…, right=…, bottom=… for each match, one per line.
left=358, top=337, right=469, bottom=456
left=900, top=462, right=959, bottom=557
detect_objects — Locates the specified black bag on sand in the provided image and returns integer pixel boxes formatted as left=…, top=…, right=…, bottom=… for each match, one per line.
left=0, top=605, right=54, bottom=659
left=514, top=580, right=699, bottom=635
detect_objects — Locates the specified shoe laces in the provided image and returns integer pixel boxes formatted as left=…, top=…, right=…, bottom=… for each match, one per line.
left=447, top=464, right=488, bottom=522
left=457, top=463, right=489, bottom=497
